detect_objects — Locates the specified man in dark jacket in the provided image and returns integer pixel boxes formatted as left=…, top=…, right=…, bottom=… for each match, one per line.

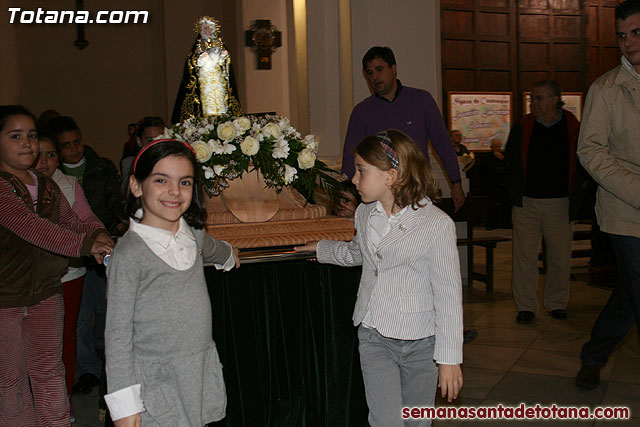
left=504, top=80, right=581, bottom=324
left=46, top=116, right=127, bottom=394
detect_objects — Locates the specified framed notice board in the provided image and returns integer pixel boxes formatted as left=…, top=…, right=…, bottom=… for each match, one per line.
left=448, top=92, right=512, bottom=151
left=522, top=92, right=583, bottom=120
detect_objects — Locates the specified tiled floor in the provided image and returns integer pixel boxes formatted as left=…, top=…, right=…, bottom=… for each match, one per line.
left=432, top=227, right=640, bottom=426
left=71, top=227, right=640, bottom=426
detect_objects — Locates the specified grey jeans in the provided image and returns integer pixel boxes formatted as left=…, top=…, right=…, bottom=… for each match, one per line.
left=358, top=325, right=438, bottom=427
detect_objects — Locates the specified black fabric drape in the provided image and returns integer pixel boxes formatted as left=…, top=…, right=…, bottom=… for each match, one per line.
left=205, top=261, right=368, bottom=427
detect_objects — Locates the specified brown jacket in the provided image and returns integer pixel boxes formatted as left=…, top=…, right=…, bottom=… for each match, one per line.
left=0, top=170, right=105, bottom=308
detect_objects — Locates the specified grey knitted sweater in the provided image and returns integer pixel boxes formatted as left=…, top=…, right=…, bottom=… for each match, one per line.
left=105, top=228, right=231, bottom=427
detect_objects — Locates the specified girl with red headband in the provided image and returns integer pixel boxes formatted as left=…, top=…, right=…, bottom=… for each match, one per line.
left=104, top=139, right=239, bottom=427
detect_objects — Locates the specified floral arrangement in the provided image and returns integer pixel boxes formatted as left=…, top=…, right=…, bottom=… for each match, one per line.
left=161, top=114, right=344, bottom=204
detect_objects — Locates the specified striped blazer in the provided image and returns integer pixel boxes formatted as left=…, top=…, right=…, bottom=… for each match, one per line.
left=317, top=199, right=463, bottom=364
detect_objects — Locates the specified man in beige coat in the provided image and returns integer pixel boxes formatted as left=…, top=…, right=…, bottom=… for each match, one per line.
left=575, top=0, right=640, bottom=390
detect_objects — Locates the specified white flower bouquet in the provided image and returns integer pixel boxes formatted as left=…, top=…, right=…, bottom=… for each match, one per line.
left=163, top=114, right=343, bottom=204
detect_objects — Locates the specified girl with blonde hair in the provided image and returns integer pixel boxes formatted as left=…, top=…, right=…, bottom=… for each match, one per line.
left=297, top=129, right=463, bottom=427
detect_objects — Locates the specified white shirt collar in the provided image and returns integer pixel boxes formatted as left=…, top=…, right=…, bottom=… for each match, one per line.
left=622, top=55, right=640, bottom=81
left=129, top=212, right=195, bottom=249
left=62, top=157, right=86, bottom=168
left=371, top=200, right=408, bottom=219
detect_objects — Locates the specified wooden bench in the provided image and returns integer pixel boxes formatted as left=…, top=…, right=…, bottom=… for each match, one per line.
left=438, top=196, right=511, bottom=294
left=457, top=236, right=511, bottom=294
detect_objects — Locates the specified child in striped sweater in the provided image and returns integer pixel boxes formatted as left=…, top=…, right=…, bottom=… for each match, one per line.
left=0, top=105, right=113, bottom=426
left=296, top=130, right=463, bottom=426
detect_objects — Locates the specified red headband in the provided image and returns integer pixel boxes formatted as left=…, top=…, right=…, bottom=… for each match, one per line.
left=132, top=139, right=197, bottom=174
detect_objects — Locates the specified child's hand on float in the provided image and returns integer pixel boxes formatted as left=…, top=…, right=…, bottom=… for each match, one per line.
left=438, top=364, right=463, bottom=402
left=114, top=413, right=141, bottom=427
left=91, top=240, right=113, bottom=264
left=294, top=241, right=318, bottom=253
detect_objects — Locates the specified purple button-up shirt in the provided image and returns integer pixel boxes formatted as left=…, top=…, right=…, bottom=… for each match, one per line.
left=342, top=82, right=461, bottom=183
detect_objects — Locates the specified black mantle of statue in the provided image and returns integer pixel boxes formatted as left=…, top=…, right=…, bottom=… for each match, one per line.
left=205, top=260, right=368, bottom=426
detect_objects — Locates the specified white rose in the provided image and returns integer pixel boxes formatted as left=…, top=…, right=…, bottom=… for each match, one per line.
left=277, top=117, right=290, bottom=130
left=193, top=140, right=213, bottom=163
left=217, top=121, right=237, bottom=141
left=303, top=134, right=319, bottom=152
left=240, top=136, right=260, bottom=156
left=203, top=166, right=215, bottom=179
left=262, top=122, right=283, bottom=139
left=284, top=164, right=298, bottom=184
left=297, top=148, right=316, bottom=170
left=272, top=138, right=290, bottom=159
left=234, top=117, right=252, bottom=132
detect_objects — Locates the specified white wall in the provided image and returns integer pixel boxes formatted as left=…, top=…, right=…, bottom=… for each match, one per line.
left=1, top=0, right=443, bottom=167
left=238, top=0, right=291, bottom=117
left=350, top=0, right=442, bottom=109
left=0, top=0, right=232, bottom=165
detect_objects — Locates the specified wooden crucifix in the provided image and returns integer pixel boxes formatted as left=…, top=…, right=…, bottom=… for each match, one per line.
left=245, top=20, right=281, bottom=70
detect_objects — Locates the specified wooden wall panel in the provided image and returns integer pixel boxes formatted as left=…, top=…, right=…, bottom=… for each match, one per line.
left=443, top=40, right=476, bottom=67
left=520, top=44, right=550, bottom=68
left=443, top=10, right=474, bottom=35
left=479, top=71, right=511, bottom=90
left=554, top=44, right=583, bottom=68
left=443, top=70, right=476, bottom=91
left=519, top=14, right=549, bottom=37
left=443, top=0, right=474, bottom=7
left=550, top=0, right=581, bottom=10
left=520, top=71, right=551, bottom=90
left=440, top=0, right=619, bottom=121
left=601, top=47, right=621, bottom=71
left=600, top=6, right=618, bottom=42
left=479, top=41, right=510, bottom=67
left=519, top=0, right=548, bottom=9
left=554, top=16, right=582, bottom=38
left=587, top=6, right=599, bottom=40
left=554, top=72, right=584, bottom=91
left=477, top=12, right=510, bottom=35
left=479, top=0, right=508, bottom=7
left=585, top=1, right=619, bottom=86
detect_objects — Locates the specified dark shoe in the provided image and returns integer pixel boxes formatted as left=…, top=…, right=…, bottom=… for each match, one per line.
left=73, top=373, right=99, bottom=394
left=550, top=309, right=567, bottom=319
left=516, top=311, right=535, bottom=324
left=463, top=329, right=478, bottom=344
left=575, top=363, right=600, bottom=389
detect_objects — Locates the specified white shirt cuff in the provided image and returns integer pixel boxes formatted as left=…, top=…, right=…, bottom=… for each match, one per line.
left=104, top=384, right=145, bottom=421
left=216, top=241, right=236, bottom=271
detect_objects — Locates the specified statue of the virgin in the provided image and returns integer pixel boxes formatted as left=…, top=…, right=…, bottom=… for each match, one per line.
left=171, top=16, right=242, bottom=123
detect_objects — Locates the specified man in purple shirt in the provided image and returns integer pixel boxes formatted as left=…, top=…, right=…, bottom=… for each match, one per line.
left=340, top=46, right=465, bottom=214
